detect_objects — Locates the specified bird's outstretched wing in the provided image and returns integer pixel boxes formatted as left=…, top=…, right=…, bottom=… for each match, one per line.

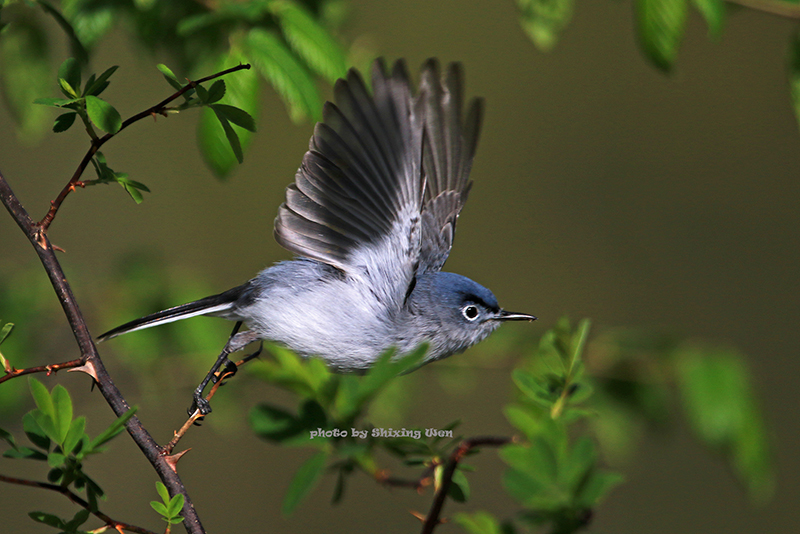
left=274, top=58, right=424, bottom=304
left=273, top=58, right=482, bottom=305
left=418, top=60, right=484, bottom=274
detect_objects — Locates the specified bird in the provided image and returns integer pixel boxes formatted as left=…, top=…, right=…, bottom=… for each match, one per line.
left=99, top=58, right=536, bottom=414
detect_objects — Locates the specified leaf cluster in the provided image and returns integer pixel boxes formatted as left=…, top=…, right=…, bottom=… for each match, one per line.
left=150, top=481, right=185, bottom=529
left=459, top=318, right=622, bottom=534
left=0, top=378, right=136, bottom=531
left=247, top=344, right=466, bottom=515
left=0, top=0, right=353, bottom=176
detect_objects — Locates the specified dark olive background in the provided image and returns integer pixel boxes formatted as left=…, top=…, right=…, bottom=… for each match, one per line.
left=1, top=1, right=799, bottom=533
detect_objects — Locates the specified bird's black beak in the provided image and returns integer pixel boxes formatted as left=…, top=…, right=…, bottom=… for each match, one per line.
left=496, top=310, right=537, bottom=322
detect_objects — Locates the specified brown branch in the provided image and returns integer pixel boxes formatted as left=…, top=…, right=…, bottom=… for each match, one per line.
left=36, top=63, right=251, bottom=232
left=0, top=171, right=205, bottom=534
left=164, top=345, right=262, bottom=454
left=0, top=357, right=83, bottom=385
left=0, top=473, right=158, bottom=534
left=725, top=0, right=800, bottom=19
left=420, top=436, right=513, bottom=534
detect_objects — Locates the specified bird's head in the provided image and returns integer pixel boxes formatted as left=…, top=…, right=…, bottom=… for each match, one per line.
left=410, top=272, right=536, bottom=360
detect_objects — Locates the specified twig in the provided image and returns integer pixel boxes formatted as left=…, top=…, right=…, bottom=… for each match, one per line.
left=164, top=345, right=262, bottom=454
left=725, top=0, right=800, bottom=19
left=0, top=171, right=206, bottom=534
left=376, top=462, right=438, bottom=493
left=420, top=436, right=512, bottom=534
left=0, top=473, right=158, bottom=534
left=36, top=63, right=251, bottom=232
left=0, top=357, right=83, bottom=385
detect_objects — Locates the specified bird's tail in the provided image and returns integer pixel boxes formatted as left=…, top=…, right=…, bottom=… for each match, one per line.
left=97, top=284, right=249, bottom=342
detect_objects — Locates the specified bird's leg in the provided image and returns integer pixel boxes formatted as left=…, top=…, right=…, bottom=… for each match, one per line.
left=212, top=321, right=243, bottom=384
left=190, top=327, right=259, bottom=415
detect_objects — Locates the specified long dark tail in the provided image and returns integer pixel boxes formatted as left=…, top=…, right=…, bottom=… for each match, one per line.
left=97, top=284, right=249, bottom=342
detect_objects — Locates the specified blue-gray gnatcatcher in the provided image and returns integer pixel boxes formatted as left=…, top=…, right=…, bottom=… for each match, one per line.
left=99, top=58, right=536, bottom=414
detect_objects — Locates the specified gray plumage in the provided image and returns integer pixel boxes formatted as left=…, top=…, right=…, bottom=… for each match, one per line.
left=99, top=58, right=535, bottom=377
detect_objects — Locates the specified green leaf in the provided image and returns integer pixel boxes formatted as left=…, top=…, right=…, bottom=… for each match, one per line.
left=0, top=427, right=16, bottom=449
left=0, top=322, right=13, bottom=345
left=22, top=411, right=51, bottom=451
left=282, top=451, right=328, bottom=515
left=675, top=346, right=774, bottom=502
left=691, top=0, right=725, bottom=39
left=29, top=511, right=65, bottom=529
left=3, top=446, right=47, bottom=460
left=84, top=65, right=119, bottom=96
left=157, top=63, right=184, bottom=91
left=53, top=112, right=77, bottom=133
left=61, top=1, right=115, bottom=48
left=156, top=481, right=170, bottom=504
left=206, top=80, right=226, bottom=104
left=63, top=416, right=86, bottom=455
left=64, top=508, right=91, bottom=531
left=29, top=378, right=55, bottom=422
left=448, top=468, right=471, bottom=503
left=115, top=174, right=151, bottom=204
left=211, top=104, right=256, bottom=132
left=269, top=0, right=348, bottom=83
left=47, top=451, right=66, bottom=468
left=85, top=407, right=137, bottom=454
left=635, top=0, right=688, bottom=72
left=245, top=27, right=321, bottom=123
left=51, top=384, right=73, bottom=446
left=58, top=57, right=82, bottom=97
left=167, top=493, right=185, bottom=518
left=150, top=501, right=168, bottom=517
left=575, top=470, right=624, bottom=507
left=517, top=0, right=575, bottom=52
left=33, top=97, right=80, bottom=108
left=790, top=31, right=800, bottom=132
left=214, top=112, right=243, bottom=164
left=85, top=95, right=122, bottom=133
left=197, top=50, right=260, bottom=178
left=454, top=510, right=502, bottom=534
left=0, top=17, right=52, bottom=140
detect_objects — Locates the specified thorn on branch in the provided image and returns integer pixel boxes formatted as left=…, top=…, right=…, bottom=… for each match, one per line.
left=164, top=449, right=191, bottom=473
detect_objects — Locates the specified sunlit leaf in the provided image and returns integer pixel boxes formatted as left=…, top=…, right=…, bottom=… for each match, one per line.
left=691, top=0, right=725, bottom=39
left=85, top=95, right=122, bottom=133
left=282, top=451, right=328, bottom=515
left=635, top=0, right=688, bottom=72
left=269, top=0, right=348, bottom=83
left=197, top=50, right=260, bottom=178
left=245, top=27, right=321, bottom=123
left=84, top=65, right=118, bottom=96
left=51, top=384, right=73, bottom=446
left=453, top=510, right=503, bottom=534
left=517, top=0, right=574, bottom=52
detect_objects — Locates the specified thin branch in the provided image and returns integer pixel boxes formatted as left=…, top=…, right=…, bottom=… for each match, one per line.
left=164, top=344, right=262, bottom=454
left=36, top=63, right=251, bottom=232
left=420, top=436, right=513, bottom=534
left=0, top=473, right=158, bottom=534
left=725, top=0, right=800, bottom=19
left=0, top=358, right=83, bottom=385
left=0, top=171, right=205, bottom=534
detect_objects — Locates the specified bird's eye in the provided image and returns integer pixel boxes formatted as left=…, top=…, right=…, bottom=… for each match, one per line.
left=462, top=305, right=479, bottom=321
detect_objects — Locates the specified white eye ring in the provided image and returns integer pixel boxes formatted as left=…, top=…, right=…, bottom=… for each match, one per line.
left=462, top=305, right=479, bottom=321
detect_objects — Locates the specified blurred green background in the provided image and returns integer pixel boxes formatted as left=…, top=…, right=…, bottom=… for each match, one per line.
left=1, top=0, right=799, bottom=532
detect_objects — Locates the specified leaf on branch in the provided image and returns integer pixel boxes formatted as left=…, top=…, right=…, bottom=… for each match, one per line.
left=58, top=57, right=82, bottom=98
left=790, top=31, right=800, bottom=132
left=691, top=0, right=725, bottom=40
left=85, top=95, right=122, bottom=133
left=157, top=63, right=184, bottom=92
left=52, top=112, right=77, bottom=132
left=245, top=27, right=321, bottom=123
left=282, top=451, right=328, bottom=516
left=84, top=65, right=119, bottom=97
left=197, top=50, right=260, bottom=178
left=269, top=0, right=348, bottom=83
left=517, top=0, right=575, bottom=52
left=635, top=0, right=688, bottom=72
